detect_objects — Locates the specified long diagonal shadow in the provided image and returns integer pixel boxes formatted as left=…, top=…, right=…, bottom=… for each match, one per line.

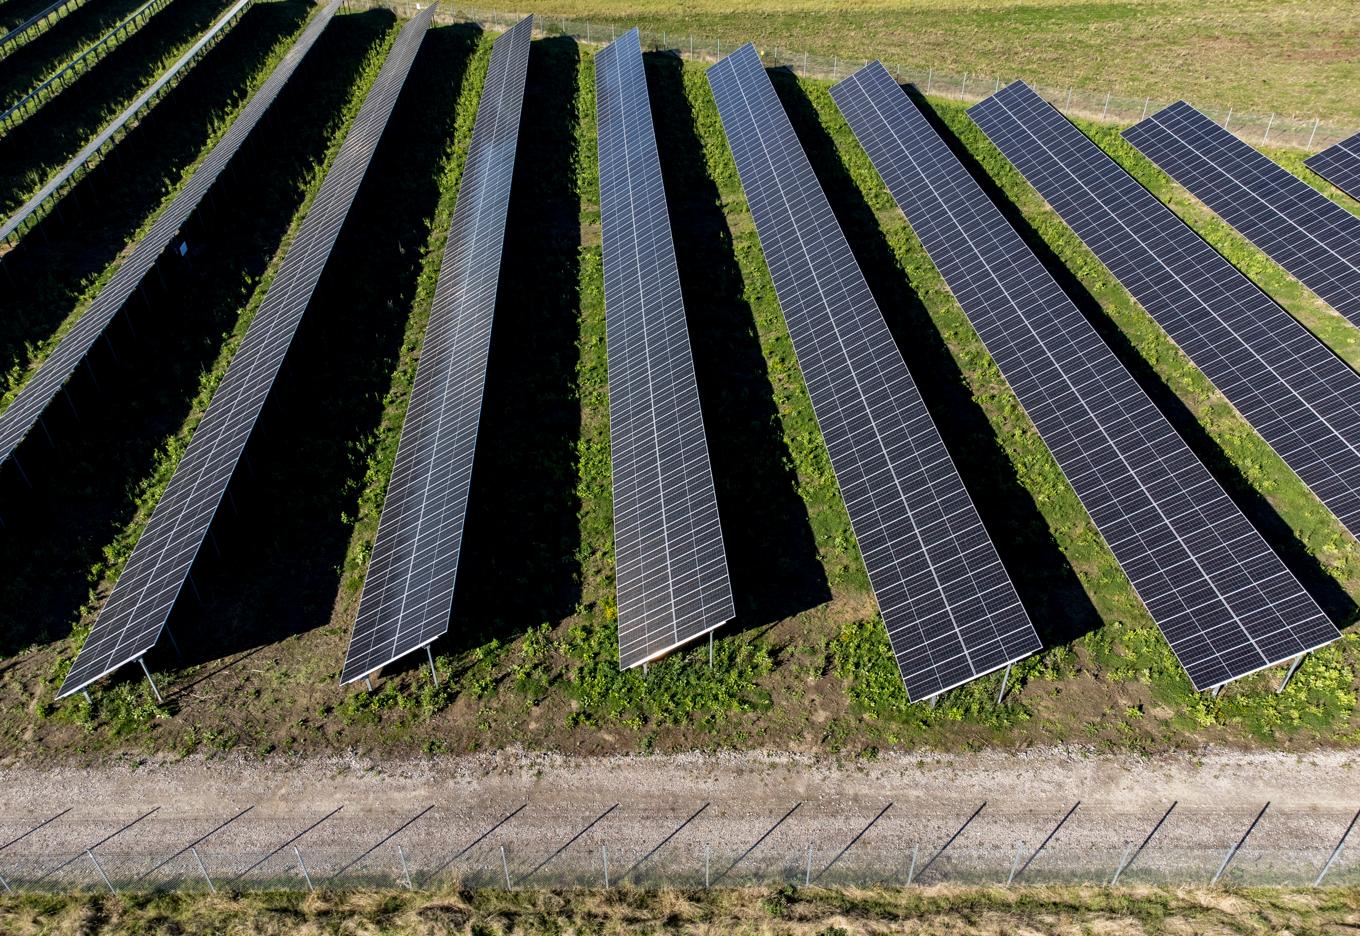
left=1016, top=801, right=1080, bottom=880
left=419, top=802, right=527, bottom=886
left=229, top=806, right=342, bottom=883
left=0, top=807, right=70, bottom=853
left=622, top=802, right=709, bottom=881
left=515, top=804, right=618, bottom=885
left=813, top=802, right=892, bottom=883
left=31, top=806, right=159, bottom=884
left=915, top=801, right=986, bottom=882
left=713, top=802, right=802, bottom=885
left=132, top=804, right=255, bottom=883
left=328, top=804, right=434, bottom=882
left=1116, top=800, right=1176, bottom=881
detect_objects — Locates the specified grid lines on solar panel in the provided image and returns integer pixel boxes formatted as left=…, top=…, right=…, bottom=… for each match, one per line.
left=707, top=44, right=1040, bottom=701
left=833, top=62, right=1337, bottom=690
left=1307, top=132, right=1360, bottom=202
left=595, top=29, right=734, bottom=669
left=1125, top=102, right=1360, bottom=327
left=0, top=0, right=342, bottom=472
left=339, top=14, right=533, bottom=684
left=969, top=82, right=1360, bottom=541
left=57, top=4, right=437, bottom=699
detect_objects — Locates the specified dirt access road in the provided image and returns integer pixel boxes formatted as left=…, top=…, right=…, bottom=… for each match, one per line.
left=2, top=747, right=1359, bottom=888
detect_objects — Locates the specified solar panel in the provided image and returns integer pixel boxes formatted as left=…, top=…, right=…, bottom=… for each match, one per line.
left=339, top=14, right=533, bottom=685
left=969, top=82, right=1360, bottom=541
left=1307, top=131, right=1360, bottom=202
left=595, top=29, right=734, bottom=669
left=833, top=62, right=1337, bottom=690
left=0, top=0, right=342, bottom=472
left=57, top=4, right=437, bottom=700
left=708, top=44, right=1040, bottom=701
left=1125, top=102, right=1360, bottom=326
left=0, top=0, right=255, bottom=243
left=0, top=0, right=89, bottom=58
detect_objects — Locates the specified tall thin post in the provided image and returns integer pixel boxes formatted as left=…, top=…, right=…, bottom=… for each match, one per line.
left=1110, top=842, right=1134, bottom=885
left=1141, top=96, right=1150, bottom=120
left=1263, top=113, right=1275, bottom=143
left=1007, top=841, right=1024, bottom=885
left=602, top=845, right=610, bottom=888
left=0, top=873, right=10, bottom=894
left=709, top=632, right=714, bottom=670
left=294, top=846, right=313, bottom=891
left=501, top=845, right=511, bottom=888
left=191, top=846, right=215, bottom=893
left=804, top=843, right=813, bottom=886
left=1277, top=654, right=1305, bottom=694
left=1315, top=808, right=1360, bottom=886
left=1308, top=118, right=1320, bottom=148
left=88, top=849, right=115, bottom=893
left=906, top=844, right=917, bottom=885
left=1224, top=106, right=1233, bottom=129
left=926, top=67, right=932, bottom=93
left=1102, top=92, right=1111, bottom=120
left=397, top=844, right=412, bottom=889
left=704, top=844, right=711, bottom=888
left=138, top=657, right=163, bottom=704
left=426, top=646, right=440, bottom=686
left=960, top=73, right=968, bottom=100
left=997, top=663, right=1013, bottom=705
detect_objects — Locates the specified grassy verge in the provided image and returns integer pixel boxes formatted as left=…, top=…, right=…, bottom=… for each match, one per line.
left=2, top=884, right=1358, bottom=934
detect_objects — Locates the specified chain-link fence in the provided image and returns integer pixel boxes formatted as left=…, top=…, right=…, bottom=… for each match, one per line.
left=3, top=799, right=1359, bottom=894
left=341, top=0, right=1357, bottom=153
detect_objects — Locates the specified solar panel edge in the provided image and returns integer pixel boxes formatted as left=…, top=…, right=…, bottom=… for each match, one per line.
left=709, top=45, right=1040, bottom=702
left=596, top=28, right=736, bottom=670
left=58, top=6, right=437, bottom=700
left=0, top=0, right=343, bottom=468
left=339, top=14, right=534, bottom=686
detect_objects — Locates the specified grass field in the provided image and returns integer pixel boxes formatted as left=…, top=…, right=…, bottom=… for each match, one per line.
left=3, top=884, right=1358, bottom=934
left=3, top=8, right=1360, bottom=763
left=512, top=0, right=1360, bottom=127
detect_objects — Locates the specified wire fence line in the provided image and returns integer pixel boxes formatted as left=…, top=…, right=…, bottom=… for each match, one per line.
left=340, top=0, right=1357, bottom=153
left=3, top=800, right=1360, bottom=893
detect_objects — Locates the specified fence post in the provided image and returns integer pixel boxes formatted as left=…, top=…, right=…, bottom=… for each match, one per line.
left=927, top=67, right=932, bottom=93
left=1141, top=97, right=1150, bottom=120
left=1262, top=113, right=1275, bottom=144
left=87, top=849, right=115, bottom=894
left=1110, top=843, right=1134, bottom=885
left=1224, top=106, right=1232, bottom=129
left=0, top=873, right=10, bottom=894
left=294, top=846, right=313, bottom=892
left=804, top=843, right=813, bottom=885
left=602, top=845, right=610, bottom=888
left=704, top=844, right=711, bottom=888
left=1308, top=118, right=1320, bottom=149
left=191, top=846, right=215, bottom=893
left=500, top=845, right=511, bottom=889
left=1102, top=92, right=1111, bottom=120
left=397, top=845, right=412, bottom=890
left=1006, top=841, right=1024, bottom=886
left=960, top=72, right=968, bottom=100
left=907, top=844, right=918, bottom=885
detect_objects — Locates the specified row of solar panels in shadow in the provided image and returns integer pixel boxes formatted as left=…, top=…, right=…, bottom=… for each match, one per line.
left=12, top=13, right=1360, bottom=702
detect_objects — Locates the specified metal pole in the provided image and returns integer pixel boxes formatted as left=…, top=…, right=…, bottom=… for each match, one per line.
left=1223, top=106, right=1233, bottom=129
left=1141, top=97, right=1150, bottom=120
left=88, top=849, right=115, bottom=893
left=997, top=663, right=1013, bottom=705
left=1277, top=654, right=1305, bottom=694
left=1315, top=808, right=1360, bottom=886
left=960, top=73, right=968, bottom=100
left=294, top=846, right=313, bottom=892
left=602, top=845, right=610, bottom=888
left=398, top=845, right=412, bottom=890
left=907, top=844, right=917, bottom=885
left=191, top=846, right=215, bottom=893
left=704, top=844, right=710, bottom=888
left=364, top=676, right=374, bottom=692
left=427, top=646, right=440, bottom=686
left=1213, top=802, right=1270, bottom=884
left=1308, top=118, right=1320, bottom=149
left=501, top=845, right=511, bottom=888
left=927, top=67, right=932, bottom=93
left=0, top=873, right=10, bottom=894
left=1110, top=842, right=1134, bottom=885
left=138, top=657, right=162, bottom=704
left=1102, top=92, right=1111, bottom=120
left=1263, top=113, right=1275, bottom=143
left=804, top=843, right=813, bottom=886
left=709, top=632, right=714, bottom=669
left=1007, top=841, right=1024, bottom=886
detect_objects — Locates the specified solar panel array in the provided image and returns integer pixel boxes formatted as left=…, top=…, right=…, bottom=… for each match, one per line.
left=708, top=44, right=1040, bottom=701
left=339, top=14, right=533, bottom=685
left=595, top=28, right=734, bottom=669
left=1307, top=131, right=1360, bottom=201
left=833, top=62, right=1337, bottom=690
left=0, top=0, right=255, bottom=242
left=0, top=0, right=342, bottom=471
left=0, top=0, right=89, bottom=58
left=58, top=4, right=437, bottom=699
left=1125, top=102, right=1360, bottom=326
left=969, top=82, right=1360, bottom=540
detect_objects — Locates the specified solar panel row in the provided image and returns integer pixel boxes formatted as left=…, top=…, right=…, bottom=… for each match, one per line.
left=969, top=82, right=1360, bottom=541
left=0, top=0, right=88, bottom=58
left=708, top=44, right=1040, bottom=701
left=0, top=0, right=343, bottom=472
left=58, top=3, right=438, bottom=700
left=833, top=62, right=1337, bottom=690
left=0, top=0, right=255, bottom=243
left=596, top=28, right=734, bottom=669
left=339, top=14, right=534, bottom=685
left=1307, top=131, right=1360, bottom=202
left=1125, top=101, right=1360, bottom=326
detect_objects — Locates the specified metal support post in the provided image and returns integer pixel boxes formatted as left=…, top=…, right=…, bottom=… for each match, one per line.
left=1223, top=106, right=1232, bottom=129
left=602, top=845, right=610, bottom=888
left=82, top=690, right=92, bottom=705
left=1308, top=118, right=1320, bottom=148
left=928, top=695, right=937, bottom=710
left=1315, top=808, right=1360, bottom=886
left=397, top=845, right=412, bottom=890
left=1102, top=92, right=1111, bottom=119
left=1007, top=841, right=1024, bottom=885
left=138, top=657, right=162, bottom=704
left=804, top=843, right=813, bottom=885
left=1110, top=842, right=1134, bottom=885
left=704, top=844, right=710, bottom=888
left=997, top=663, right=1013, bottom=705
left=927, top=67, right=932, bottom=93
left=0, top=873, right=10, bottom=894
left=500, top=845, right=511, bottom=888
left=88, top=849, right=115, bottom=893
left=365, top=676, right=374, bottom=692
left=708, top=632, right=714, bottom=669
left=1142, top=96, right=1150, bottom=119
left=906, top=844, right=917, bottom=885
left=191, top=846, right=215, bottom=892
left=294, top=846, right=313, bottom=891
left=1263, top=113, right=1275, bottom=143
left=1211, top=684, right=1224, bottom=700
left=1277, top=654, right=1305, bottom=694
left=426, top=646, right=440, bottom=686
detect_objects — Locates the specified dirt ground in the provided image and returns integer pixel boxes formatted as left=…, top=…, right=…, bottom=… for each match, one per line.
left=2, top=748, right=1359, bottom=890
